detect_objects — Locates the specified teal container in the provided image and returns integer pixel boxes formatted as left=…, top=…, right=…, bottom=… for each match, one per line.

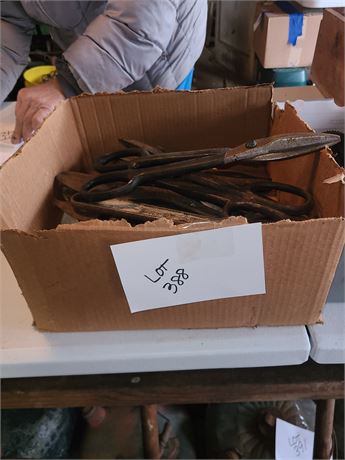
left=273, top=67, right=310, bottom=87
left=256, top=61, right=310, bottom=87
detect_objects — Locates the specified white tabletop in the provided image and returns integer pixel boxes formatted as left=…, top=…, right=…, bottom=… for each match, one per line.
left=0, top=252, right=311, bottom=378
left=276, top=97, right=344, bottom=134
left=0, top=102, right=22, bottom=165
left=308, top=251, right=345, bottom=364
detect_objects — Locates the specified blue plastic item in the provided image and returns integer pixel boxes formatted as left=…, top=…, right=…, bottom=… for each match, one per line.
left=279, top=2, right=304, bottom=46
left=176, top=69, right=194, bottom=90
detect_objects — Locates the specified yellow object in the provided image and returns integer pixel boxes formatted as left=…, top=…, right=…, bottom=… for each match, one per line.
left=23, top=65, right=57, bottom=87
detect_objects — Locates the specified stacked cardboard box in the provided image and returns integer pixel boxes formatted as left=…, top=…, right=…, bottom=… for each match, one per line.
left=254, top=2, right=323, bottom=69
left=254, top=1, right=323, bottom=89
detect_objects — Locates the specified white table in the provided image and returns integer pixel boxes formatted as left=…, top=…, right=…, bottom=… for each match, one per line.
left=0, top=102, right=22, bottom=165
left=308, top=251, right=345, bottom=364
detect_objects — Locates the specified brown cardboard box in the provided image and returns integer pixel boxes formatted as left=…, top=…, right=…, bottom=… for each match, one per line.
left=273, top=85, right=324, bottom=102
left=310, top=8, right=345, bottom=106
left=0, top=86, right=344, bottom=332
left=254, top=2, right=323, bottom=68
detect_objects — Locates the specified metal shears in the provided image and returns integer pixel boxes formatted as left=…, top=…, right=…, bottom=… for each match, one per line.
left=55, top=132, right=339, bottom=224
left=75, top=132, right=339, bottom=203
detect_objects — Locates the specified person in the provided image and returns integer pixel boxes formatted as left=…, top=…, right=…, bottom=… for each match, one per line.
left=0, top=1, right=207, bottom=143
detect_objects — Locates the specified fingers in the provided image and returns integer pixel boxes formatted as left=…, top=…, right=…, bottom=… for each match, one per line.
left=21, top=104, right=36, bottom=141
left=11, top=81, right=65, bottom=144
left=12, top=97, right=51, bottom=143
left=31, top=107, right=50, bottom=132
left=12, top=92, right=30, bottom=144
left=11, top=121, right=23, bottom=145
left=21, top=105, right=50, bottom=141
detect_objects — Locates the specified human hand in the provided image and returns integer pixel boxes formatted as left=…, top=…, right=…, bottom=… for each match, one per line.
left=11, top=78, right=65, bottom=144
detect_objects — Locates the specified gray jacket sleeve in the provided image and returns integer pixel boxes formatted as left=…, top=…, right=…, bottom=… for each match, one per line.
left=63, top=0, right=178, bottom=93
left=0, top=2, right=35, bottom=102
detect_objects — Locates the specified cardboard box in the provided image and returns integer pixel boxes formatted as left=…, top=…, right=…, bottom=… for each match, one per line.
left=0, top=86, right=344, bottom=332
left=254, top=2, right=323, bottom=68
left=273, top=85, right=324, bottom=102
left=310, top=8, right=345, bottom=106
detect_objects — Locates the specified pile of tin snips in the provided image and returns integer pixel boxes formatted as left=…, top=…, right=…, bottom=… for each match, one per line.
left=54, top=132, right=339, bottom=224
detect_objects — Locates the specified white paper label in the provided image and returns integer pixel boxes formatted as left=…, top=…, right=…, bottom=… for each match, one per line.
left=276, top=418, right=315, bottom=460
left=110, top=223, right=265, bottom=313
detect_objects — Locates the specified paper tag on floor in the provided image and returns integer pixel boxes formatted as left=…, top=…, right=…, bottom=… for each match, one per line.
left=110, top=223, right=265, bottom=313
left=275, top=418, right=315, bottom=460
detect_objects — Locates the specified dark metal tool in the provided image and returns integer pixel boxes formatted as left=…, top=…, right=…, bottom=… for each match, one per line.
left=77, top=132, right=339, bottom=203
left=54, top=171, right=222, bottom=224
left=156, top=175, right=313, bottom=221
left=55, top=132, right=339, bottom=224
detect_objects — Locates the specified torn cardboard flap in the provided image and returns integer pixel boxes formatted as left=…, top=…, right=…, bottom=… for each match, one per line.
left=323, top=173, right=345, bottom=185
left=0, top=86, right=344, bottom=332
left=56, top=216, right=247, bottom=233
left=270, top=103, right=344, bottom=218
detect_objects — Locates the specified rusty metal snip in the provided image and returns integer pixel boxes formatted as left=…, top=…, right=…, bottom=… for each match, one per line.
left=54, top=132, right=339, bottom=224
